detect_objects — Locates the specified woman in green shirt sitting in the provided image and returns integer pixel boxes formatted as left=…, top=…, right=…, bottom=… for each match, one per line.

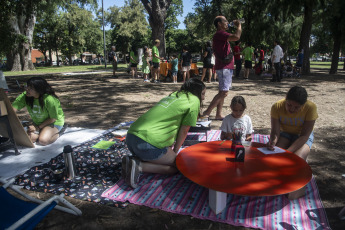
left=12, top=77, right=65, bottom=146
left=124, top=78, right=206, bottom=188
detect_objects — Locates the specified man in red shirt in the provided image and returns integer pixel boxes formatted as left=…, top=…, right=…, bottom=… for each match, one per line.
left=259, top=46, right=264, bottom=68
left=202, top=16, right=242, bottom=120
left=234, top=41, right=242, bottom=78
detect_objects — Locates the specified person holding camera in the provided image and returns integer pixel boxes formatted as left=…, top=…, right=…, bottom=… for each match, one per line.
left=202, top=16, right=242, bottom=120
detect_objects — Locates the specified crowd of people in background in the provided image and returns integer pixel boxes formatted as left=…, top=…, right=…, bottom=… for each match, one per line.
left=106, top=35, right=303, bottom=85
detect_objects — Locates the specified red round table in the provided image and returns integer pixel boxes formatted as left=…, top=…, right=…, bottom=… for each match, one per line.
left=176, top=141, right=312, bottom=213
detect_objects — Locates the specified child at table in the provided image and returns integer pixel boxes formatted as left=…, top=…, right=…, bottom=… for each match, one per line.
left=220, top=96, right=253, bottom=142
left=267, top=86, right=318, bottom=199
left=170, top=54, right=178, bottom=83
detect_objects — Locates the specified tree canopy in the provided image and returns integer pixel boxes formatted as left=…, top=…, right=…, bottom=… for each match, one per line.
left=0, top=0, right=344, bottom=73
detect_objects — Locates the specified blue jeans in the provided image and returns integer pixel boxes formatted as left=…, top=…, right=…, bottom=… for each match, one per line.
left=126, top=133, right=168, bottom=161
left=280, top=131, right=314, bottom=149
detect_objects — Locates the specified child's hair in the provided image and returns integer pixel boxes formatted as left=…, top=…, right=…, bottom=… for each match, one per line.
left=286, top=86, right=308, bottom=105
left=172, top=54, right=177, bottom=58
left=230, top=96, right=247, bottom=109
left=176, top=78, right=205, bottom=105
left=25, top=77, right=58, bottom=109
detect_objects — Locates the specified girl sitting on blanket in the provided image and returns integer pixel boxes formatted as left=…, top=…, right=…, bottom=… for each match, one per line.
left=220, top=96, right=253, bottom=142
left=124, top=78, right=206, bottom=188
left=12, top=77, right=65, bottom=146
left=267, top=86, right=318, bottom=199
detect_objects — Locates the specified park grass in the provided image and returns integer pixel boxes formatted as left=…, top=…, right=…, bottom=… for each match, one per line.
left=2, top=61, right=344, bottom=76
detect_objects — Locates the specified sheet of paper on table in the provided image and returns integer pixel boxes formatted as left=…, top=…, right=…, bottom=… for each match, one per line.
left=257, top=146, right=286, bottom=154
left=196, top=120, right=211, bottom=127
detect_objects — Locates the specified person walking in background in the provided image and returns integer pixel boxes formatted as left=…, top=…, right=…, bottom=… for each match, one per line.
left=295, top=48, right=304, bottom=74
left=234, top=41, right=242, bottom=78
left=202, top=15, right=242, bottom=120
left=130, top=46, right=139, bottom=78
left=181, top=45, right=192, bottom=82
left=271, top=40, right=284, bottom=82
left=142, top=49, right=151, bottom=82
left=242, top=42, right=254, bottom=80
left=201, top=41, right=214, bottom=83
left=170, top=54, right=178, bottom=83
left=108, top=45, right=118, bottom=78
left=259, top=46, right=265, bottom=69
left=152, top=39, right=161, bottom=83
left=233, top=41, right=242, bottom=78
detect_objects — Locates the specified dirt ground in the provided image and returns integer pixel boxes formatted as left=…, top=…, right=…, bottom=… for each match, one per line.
left=5, top=68, right=345, bottom=230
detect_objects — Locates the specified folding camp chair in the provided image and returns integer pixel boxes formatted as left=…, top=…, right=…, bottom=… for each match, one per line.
left=339, top=174, right=345, bottom=220
left=0, top=178, right=82, bottom=230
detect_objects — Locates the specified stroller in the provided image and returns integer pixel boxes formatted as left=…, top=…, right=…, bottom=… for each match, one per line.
left=282, top=60, right=293, bottom=78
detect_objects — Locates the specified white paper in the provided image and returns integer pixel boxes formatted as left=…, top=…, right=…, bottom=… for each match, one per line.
left=111, top=129, right=128, bottom=137
left=257, top=146, right=286, bottom=154
left=196, top=120, right=211, bottom=127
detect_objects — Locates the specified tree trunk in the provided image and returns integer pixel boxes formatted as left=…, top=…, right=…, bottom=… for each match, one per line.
left=7, top=4, right=36, bottom=71
left=329, top=31, right=341, bottom=74
left=49, top=49, right=53, bottom=66
left=141, top=0, right=172, bottom=58
left=56, top=48, right=60, bottom=67
left=299, top=0, right=314, bottom=75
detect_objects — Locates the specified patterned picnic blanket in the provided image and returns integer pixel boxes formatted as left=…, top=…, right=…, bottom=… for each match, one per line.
left=101, top=133, right=331, bottom=230
left=13, top=126, right=220, bottom=208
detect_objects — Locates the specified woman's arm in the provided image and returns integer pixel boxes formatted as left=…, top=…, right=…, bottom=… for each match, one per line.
left=245, top=134, right=252, bottom=141
left=267, top=117, right=280, bottom=150
left=203, top=51, right=208, bottom=58
left=287, top=120, right=315, bottom=153
left=36, top=118, right=57, bottom=130
left=173, top=125, right=190, bottom=153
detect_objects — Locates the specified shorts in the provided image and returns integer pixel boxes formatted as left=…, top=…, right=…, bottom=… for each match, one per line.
left=126, top=133, right=168, bottom=161
left=112, top=60, right=117, bottom=70
left=215, top=69, right=233, bottom=91
left=153, top=62, right=160, bottom=69
left=54, top=124, right=63, bottom=132
left=280, top=131, right=314, bottom=149
left=181, top=66, right=191, bottom=72
left=130, top=63, right=137, bottom=68
left=203, top=60, right=213, bottom=69
left=244, top=60, right=252, bottom=69
left=172, top=71, right=177, bottom=76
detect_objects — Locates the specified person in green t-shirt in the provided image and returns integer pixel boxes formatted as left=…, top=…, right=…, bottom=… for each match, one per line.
left=123, top=78, right=206, bottom=188
left=12, top=77, right=65, bottom=146
left=152, top=39, right=162, bottom=83
left=241, top=42, right=254, bottom=80
left=130, top=46, right=138, bottom=78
